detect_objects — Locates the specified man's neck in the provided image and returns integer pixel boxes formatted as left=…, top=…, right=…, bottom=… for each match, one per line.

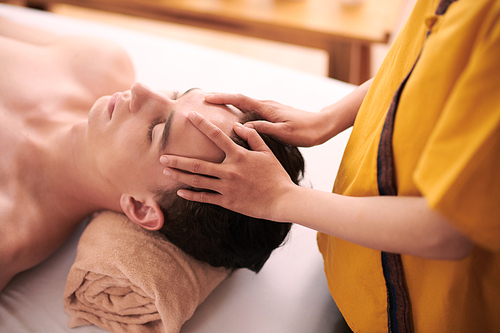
left=31, top=120, right=122, bottom=225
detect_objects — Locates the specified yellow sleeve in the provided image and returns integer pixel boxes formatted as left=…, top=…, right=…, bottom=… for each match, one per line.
left=414, top=10, right=500, bottom=252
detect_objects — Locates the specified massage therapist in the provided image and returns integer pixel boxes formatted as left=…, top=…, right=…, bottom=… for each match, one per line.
left=160, top=0, right=500, bottom=331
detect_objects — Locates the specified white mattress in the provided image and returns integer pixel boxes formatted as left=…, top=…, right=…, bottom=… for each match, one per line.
left=0, top=4, right=355, bottom=332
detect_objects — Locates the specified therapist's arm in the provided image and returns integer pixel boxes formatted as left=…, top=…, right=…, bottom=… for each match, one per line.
left=161, top=111, right=473, bottom=261
left=204, top=78, right=373, bottom=147
left=276, top=187, right=473, bottom=260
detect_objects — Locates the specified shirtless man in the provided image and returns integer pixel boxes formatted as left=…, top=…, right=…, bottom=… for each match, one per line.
left=0, top=18, right=302, bottom=291
left=0, top=18, right=136, bottom=290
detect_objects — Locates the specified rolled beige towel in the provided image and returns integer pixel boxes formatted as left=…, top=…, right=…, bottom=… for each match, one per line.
left=63, top=211, right=230, bottom=333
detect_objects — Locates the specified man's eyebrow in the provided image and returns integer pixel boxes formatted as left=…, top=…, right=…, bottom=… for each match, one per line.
left=159, top=111, right=175, bottom=154
left=158, top=88, right=199, bottom=153
left=179, top=87, right=200, bottom=98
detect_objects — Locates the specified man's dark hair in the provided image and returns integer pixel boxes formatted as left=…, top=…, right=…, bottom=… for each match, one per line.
left=155, top=115, right=304, bottom=273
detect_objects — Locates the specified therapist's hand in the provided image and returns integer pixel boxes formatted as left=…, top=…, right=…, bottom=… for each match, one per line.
left=205, top=93, right=329, bottom=147
left=160, top=111, right=296, bottom=221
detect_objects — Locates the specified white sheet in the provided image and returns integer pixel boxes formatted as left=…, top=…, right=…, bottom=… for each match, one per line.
left=0, top=4, right=355, bottom=332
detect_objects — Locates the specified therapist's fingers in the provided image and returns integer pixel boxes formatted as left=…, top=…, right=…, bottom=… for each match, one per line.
left=161, top=155, right=223, bottom=179
left=187, top=111, right=239, bottom=154
left=176, top=189, right=221, bottom=205
left=163, top=162, right=221, bottom=192
left=233, top=122, right=273, bottom=153
left=204, top=93, right=258, bottom=112
left=242, top=120, right=288, bottom=140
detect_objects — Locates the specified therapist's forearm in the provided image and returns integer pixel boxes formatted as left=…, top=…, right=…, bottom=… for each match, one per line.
left=275, top=185, right=473, bottom=260
left=316, top=78, right=373, bottom=143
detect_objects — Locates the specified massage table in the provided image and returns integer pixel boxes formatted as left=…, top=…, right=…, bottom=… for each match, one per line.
left=0, top=3, right=355, bottom=332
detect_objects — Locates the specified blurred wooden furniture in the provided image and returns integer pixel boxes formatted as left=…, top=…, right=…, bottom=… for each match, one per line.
left=19, top=0, right=403, bottom=84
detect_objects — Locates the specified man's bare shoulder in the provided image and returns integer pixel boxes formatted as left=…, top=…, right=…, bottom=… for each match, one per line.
left=0, top=33, right=134, bottom=117
left=51, top=35, right=136, bottom=95
left=0, top=16, right=58, bottom=44
left=0, top=24, right=135, bottom=101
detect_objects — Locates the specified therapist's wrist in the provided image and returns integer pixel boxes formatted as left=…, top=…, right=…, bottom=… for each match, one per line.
left=314, top=104, right=348, bottom=144
left=270, top=183, right=305, bottom=223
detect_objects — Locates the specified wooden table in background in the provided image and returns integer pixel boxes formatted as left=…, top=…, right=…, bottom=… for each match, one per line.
left=23, top=0, right=403, bottom=84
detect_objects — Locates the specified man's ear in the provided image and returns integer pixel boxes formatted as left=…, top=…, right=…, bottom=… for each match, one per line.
left=120, top=193, right=164, bottom=231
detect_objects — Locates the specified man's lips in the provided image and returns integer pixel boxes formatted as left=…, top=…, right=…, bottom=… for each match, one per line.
left=108, top=92, right=121, bottom=119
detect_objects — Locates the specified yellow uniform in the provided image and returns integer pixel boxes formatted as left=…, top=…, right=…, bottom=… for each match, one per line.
left=317, top=0, right=500, bottom=331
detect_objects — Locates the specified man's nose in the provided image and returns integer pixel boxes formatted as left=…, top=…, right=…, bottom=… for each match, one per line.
left=129, top=82, right=169, bottom=114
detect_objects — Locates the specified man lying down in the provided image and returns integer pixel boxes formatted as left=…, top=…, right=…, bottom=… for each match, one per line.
left=0, top=17, right=304, bottom=292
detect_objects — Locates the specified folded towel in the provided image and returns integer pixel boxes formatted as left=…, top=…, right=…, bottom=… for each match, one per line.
left=63, top=211, right=230, bottom=333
